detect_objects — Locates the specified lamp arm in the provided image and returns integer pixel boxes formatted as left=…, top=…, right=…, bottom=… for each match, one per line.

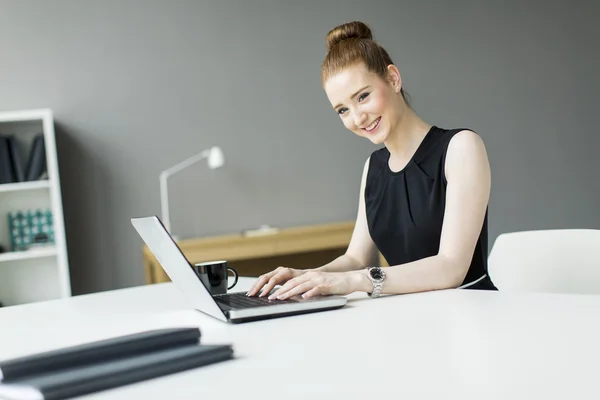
left=159, top=172, right=171, bottom=233
left=160, top=149, right=211, bottom=178
left=159, top=148, right=212, bottom=233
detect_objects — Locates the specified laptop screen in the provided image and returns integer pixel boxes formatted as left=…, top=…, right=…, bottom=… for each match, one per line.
left=131, top=216, right=227, bottom=322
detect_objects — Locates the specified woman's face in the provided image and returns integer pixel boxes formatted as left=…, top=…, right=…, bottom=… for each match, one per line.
left=324, top=62, right=402, bottom=145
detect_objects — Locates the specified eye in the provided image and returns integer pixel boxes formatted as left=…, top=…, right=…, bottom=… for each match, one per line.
left=358, top=92, right=370, bottom=102
left=337, top=108, right=348, bottom=115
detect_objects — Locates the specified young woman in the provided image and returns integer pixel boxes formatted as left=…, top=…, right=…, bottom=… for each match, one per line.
left=247, top=21, right=497, bottom=300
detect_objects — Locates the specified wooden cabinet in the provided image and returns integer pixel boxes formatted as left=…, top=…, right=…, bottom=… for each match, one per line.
left=142, top=220, right=390, bottom=284
left=143, top=221, right=354, bottom=284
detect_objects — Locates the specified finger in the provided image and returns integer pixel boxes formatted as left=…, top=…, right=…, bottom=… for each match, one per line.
left=277, top=281, right=316, bottom=300
left=259, top=270, right=288, bottom=297
left=246, top=276, right=267, bottom=296
left=250, top=267, right=287, bottom=296
left=302, top=285, right=324, bottom=299
left=269, top=274, right=310, bottom=299
left=247, top=271, right=277, bottom=296
left=269, top=274, right=307, bottom=299
left=247, top=281, right=258, bottom=296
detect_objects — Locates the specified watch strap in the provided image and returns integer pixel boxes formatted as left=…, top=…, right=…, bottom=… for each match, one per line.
left=367, top=267, right=385, bottom=298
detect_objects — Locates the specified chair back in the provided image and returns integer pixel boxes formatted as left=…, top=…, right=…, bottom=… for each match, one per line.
left=488, top=229, right=600, bottom=294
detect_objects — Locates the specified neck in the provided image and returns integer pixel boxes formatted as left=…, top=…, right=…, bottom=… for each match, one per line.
left=384, top=107, right=432, bottom=159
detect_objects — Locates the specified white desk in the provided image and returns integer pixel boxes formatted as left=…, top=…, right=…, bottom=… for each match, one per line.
left=1, top=277, right=599, bottom=399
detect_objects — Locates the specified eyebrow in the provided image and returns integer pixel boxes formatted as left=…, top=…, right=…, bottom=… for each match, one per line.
left=333, top=85, right=371, bottom=110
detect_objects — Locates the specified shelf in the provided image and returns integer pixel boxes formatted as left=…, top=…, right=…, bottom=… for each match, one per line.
left=0, top=108, right=50, bottom=123
left=0, top=108, right=70, bottom=305
left=0, top=180, right=51, bottom=193
left=0, top=246, right=57, bottom=263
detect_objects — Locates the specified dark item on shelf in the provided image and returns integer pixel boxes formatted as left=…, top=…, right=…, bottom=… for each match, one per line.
left=7, top=135, right=25, bottom=182
left=0, top=135, right=16, bottom=184
left=25, top=133, right=47, bottom=182
left=33, top=233, right=50, bottom=244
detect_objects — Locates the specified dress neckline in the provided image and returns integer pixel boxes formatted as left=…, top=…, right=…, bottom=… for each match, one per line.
left=385, top=125, right=437, bottom=175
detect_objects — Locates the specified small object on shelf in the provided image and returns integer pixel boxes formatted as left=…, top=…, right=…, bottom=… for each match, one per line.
left=8, top=209, right=55, bottom=251
left=241, top=225, right=280, bottom=237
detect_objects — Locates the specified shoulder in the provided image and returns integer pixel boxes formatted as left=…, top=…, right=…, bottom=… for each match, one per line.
left=445, top=129, right=490, bottom=182
left=360, top=147, right=386, bottom=189
left=370, top=146, right=388, bottom=161
left=447, top=129, right=487, bottom=156
left=364, top=147, right=388, bottom=170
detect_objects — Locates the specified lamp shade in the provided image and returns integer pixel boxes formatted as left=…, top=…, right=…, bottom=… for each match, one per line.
left=207, top=146, right=224, bottom=169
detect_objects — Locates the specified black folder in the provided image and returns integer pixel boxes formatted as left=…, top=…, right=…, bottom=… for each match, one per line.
left=6, top=136, right=25, bottom=182
left=24, top=133, right=46, bottom=181
left=0, top=344, right=233, bottom=400
left=0, top=328, right=202, bottom=382
left=0, top=135, right=15, bottom=184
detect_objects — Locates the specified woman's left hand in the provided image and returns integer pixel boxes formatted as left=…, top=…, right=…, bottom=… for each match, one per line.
left=268, top=270, right=364, bottom=300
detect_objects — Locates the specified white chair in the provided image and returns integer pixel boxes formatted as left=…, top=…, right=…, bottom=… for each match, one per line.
left=488, top=229, right=600, bottom=294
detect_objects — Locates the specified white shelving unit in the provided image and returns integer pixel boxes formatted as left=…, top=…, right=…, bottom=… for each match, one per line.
left=0, top=109, right=71, bottom=306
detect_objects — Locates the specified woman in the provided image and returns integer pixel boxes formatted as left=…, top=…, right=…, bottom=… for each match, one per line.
left=247, top=21, right=497, bottom=300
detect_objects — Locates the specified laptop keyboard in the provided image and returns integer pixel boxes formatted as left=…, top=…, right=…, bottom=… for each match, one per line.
left=214, top=291, right=299, bottom=310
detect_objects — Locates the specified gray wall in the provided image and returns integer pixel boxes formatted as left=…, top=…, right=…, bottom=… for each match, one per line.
left=0, top=0, right=598, bottom=295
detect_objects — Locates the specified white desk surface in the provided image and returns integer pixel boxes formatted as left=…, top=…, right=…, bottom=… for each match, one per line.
left=1, top=277, right=599, bottom=399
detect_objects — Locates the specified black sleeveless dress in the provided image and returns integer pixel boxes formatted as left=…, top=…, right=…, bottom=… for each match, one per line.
left=365, top=125, right=497, bottom=290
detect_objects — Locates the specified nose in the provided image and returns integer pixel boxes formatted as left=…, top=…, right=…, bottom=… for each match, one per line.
left=353, top=110, right=367, bottom=128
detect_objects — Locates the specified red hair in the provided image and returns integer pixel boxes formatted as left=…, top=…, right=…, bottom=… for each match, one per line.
left=321, top=21, right=409, bottom=105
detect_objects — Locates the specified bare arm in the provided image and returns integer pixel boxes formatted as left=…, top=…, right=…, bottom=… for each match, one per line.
left=270, top=130, right=492, bottom=300
left=353, top=130, right=492, bottom=293
left=316, top=157, right=379, bottom=273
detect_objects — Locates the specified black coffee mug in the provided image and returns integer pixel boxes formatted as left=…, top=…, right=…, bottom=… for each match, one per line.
left=193, top=260, right=238, bottom=295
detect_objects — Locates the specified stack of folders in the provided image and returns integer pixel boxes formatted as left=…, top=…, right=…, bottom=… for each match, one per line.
left=0, top=134, right=47, bottom=184
left=0, top=327, right=233, bottom=400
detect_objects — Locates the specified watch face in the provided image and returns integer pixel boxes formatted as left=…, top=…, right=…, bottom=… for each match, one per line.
left=370, top=268, right=383, bottom=280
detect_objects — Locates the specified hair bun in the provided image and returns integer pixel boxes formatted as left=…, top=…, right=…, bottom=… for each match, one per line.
left=325, top=21, right=373, bottom=51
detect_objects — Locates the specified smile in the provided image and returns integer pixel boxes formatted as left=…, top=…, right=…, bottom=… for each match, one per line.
left=363, top=117, right=381, bottom=133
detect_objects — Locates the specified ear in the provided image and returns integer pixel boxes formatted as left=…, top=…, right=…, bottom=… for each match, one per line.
left=386, top=64, right=402, bottom=94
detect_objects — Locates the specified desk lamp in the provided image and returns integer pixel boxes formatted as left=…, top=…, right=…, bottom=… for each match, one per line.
left=159, top=146, right=225, bottom=236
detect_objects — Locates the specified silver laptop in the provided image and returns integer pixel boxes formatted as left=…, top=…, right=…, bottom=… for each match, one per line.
left=131, top=216, right=347, bottom=324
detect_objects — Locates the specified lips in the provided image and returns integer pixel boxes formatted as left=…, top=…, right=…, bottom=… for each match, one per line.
left=363, top=117, right=381, bottom=133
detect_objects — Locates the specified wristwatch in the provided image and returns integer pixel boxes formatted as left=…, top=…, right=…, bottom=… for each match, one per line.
left=367, top=267, right=386, bottom=298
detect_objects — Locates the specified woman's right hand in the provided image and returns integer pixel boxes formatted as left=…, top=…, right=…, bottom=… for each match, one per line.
left=246, top=266, right=307, bottom=297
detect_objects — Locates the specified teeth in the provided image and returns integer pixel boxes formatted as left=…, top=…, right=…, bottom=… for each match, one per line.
left=366, top=118, right=380, bottom=131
